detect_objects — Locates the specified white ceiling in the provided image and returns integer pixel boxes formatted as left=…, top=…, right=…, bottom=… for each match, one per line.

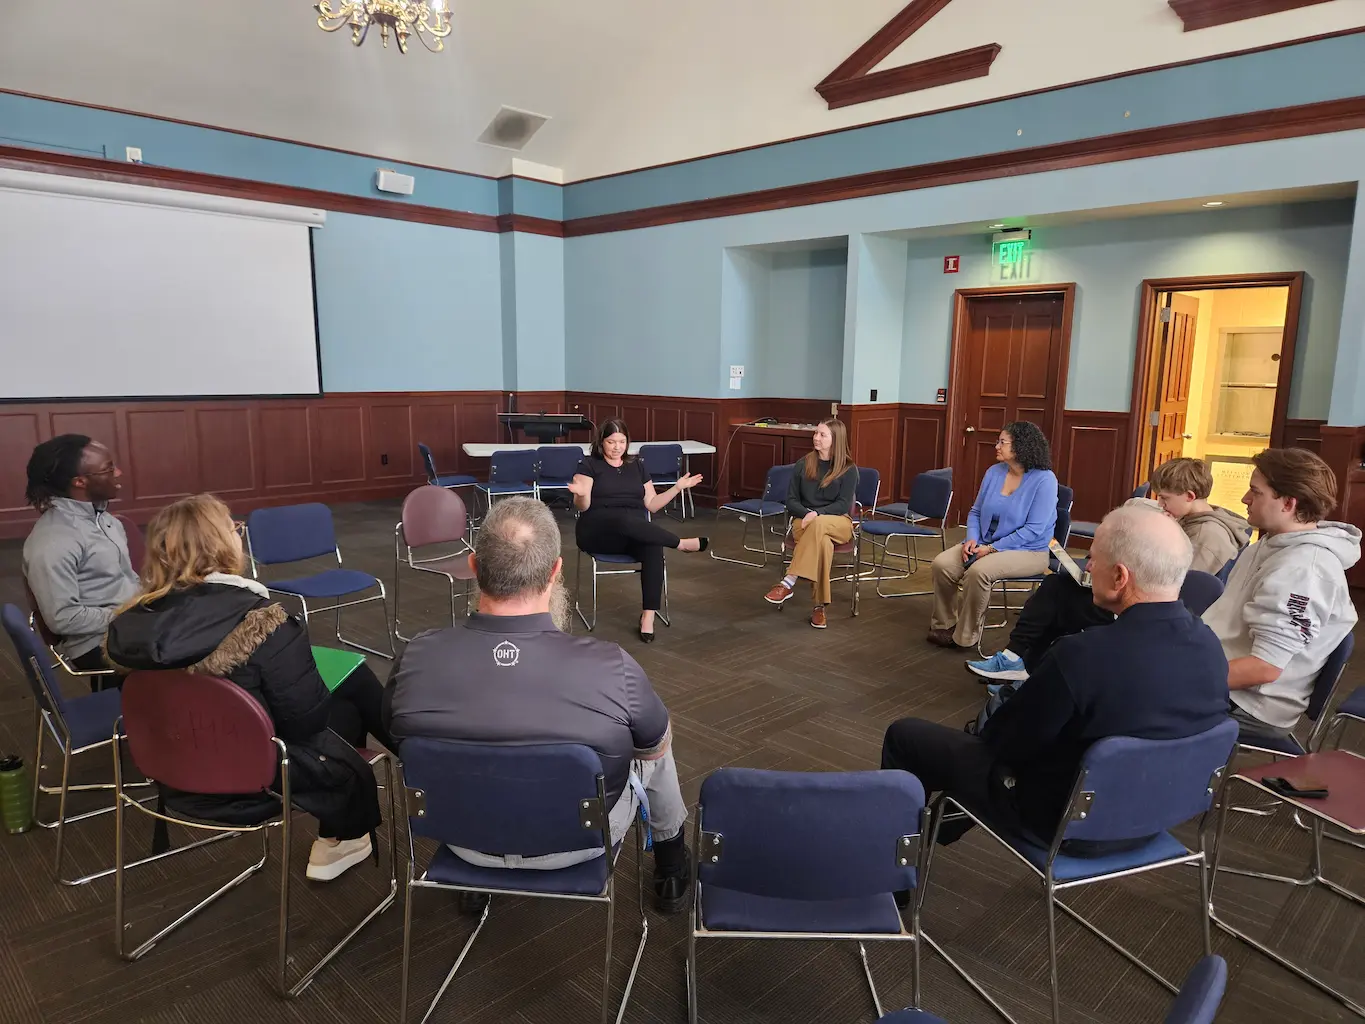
left=2, top=1, right=1362, bottom=183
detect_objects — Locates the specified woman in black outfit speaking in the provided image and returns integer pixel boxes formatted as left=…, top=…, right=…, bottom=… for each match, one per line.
left=569, top=419, right=707, bottom=642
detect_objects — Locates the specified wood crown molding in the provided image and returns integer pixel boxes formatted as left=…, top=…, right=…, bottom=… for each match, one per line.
left=562, top=96, right=1365, bottom=236
left=1169, top=0, right=1335, bottom=32
left=815, top=0, right=1001, bottom=110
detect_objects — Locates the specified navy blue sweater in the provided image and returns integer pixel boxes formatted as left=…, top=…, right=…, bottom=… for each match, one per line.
left=980, top=600, right=1230, bottom=841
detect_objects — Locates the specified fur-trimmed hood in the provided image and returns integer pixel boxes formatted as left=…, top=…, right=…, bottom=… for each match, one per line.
left=106, top=583, right=289, bottom=675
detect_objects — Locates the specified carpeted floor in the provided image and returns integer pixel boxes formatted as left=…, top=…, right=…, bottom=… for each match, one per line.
left=0, top=499, right=1361, bottom=1024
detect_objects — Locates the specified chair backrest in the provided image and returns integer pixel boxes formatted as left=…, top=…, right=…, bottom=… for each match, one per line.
left=417, top=442, right=439, bottom=485
left=120, top=671, right=280, bottom=795
left=20, top=578, right=62, bottom=649
left=639, top=443, right=683, bottom=478
left=763, top=463, right=797, bottom=504
left=1164, top=955, right=1227, bottom=1024
left=399, top=737, right=609, bottom=857
left=399, top=485, right=468, bottom=550
left=1214, top=556, right=1236, bottom=584
left=535, top=445, right=585, bottom=481
left=1, top=603, right=70, bottom=719
left=245, top=503, right=337, bottom=565
left=906, top=469, right=953, bottom=521
left=1054, top=484, right=1075, bottom=545
left=1306, top=632, right=1354, bottom=723
left=1059, top=719, right=1238, bottom=845
left=854, top=467, right=880, bottom=515
left=1178, top=570, right=1223, bottom=616
left=116, top=514, right=146, bottom=575
left=1133, top=481, right=1152, bottom=500
left=489, top=449, right=539, bottom=484
left=696, top=768, right=925, bottom=901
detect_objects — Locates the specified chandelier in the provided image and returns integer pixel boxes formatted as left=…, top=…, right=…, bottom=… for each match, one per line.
left=315, top=0, right=452, bottom=54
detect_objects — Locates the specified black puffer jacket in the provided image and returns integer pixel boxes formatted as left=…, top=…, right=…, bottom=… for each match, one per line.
left=106, top=583, right=379, bottom=835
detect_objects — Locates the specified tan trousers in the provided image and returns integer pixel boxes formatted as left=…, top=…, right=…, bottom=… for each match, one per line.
left=930, top=544, right=1051, bottom=647
left=789, top=514, right=854, bottom=606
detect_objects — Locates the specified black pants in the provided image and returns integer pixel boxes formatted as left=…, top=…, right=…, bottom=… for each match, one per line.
left=881, top=718, right=1023, bottom=844
left=576, top=509, right=680, bottom=611
left=70, top=647, right=121, bottom=692
left=326, top=664, right=396, bottom=754
left=1009, top=573, right=1113, bottom=673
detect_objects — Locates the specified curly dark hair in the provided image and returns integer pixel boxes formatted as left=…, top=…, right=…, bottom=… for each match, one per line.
left=1002, top=420, right=1052, bottom=472
left=25, top=434, right=92, bottom=512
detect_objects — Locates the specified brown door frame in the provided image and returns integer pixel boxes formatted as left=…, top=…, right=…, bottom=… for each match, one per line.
left=1125, top=271, right=1304, bottom=489
left=944, top=283, right=1078, bottom=508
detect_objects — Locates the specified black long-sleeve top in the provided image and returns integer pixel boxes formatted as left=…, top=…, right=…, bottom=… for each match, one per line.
left=785, top=459, right=858, bottom=518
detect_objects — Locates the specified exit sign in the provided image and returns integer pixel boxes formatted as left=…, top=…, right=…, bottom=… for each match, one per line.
left=995, top=239, right=1029, bottom=265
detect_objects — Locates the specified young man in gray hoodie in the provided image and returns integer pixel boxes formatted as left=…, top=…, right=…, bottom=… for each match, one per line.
left=1201, top=447, right=1359, bottom=745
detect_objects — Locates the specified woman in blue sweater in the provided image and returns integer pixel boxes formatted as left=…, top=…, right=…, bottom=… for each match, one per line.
left=928, top=421, right=1058, bottom=648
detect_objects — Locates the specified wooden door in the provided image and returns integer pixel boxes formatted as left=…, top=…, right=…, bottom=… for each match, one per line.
left=1149, top=293, right=1199, bottom=474
left=951, top=292, right=1070, bottom=517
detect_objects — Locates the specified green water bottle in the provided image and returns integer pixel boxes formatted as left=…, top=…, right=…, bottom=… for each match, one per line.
left=0, top=755, right=33, bottom=835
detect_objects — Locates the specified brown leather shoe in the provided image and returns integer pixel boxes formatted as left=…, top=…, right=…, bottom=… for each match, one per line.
left=809, top=606, right=827, bottom=629
left=764, top=582, right=795, bottom=605
left=926, top=628, right=959, bottom=648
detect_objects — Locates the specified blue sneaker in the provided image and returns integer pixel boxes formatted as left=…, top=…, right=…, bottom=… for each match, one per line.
left=965, top=651, right=1027, bottom=682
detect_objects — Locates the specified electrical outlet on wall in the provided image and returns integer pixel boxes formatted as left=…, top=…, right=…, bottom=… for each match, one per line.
left=125, top=147, right=143, bottom=163
left=380, top=453, right=389, bottom=466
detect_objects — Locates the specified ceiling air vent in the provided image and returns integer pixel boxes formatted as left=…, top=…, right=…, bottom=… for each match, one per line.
left=477, top=106, right=550, bottom=152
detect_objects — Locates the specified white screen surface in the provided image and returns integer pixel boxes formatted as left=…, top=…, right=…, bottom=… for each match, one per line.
left=0, top=179, right=322, bottom=399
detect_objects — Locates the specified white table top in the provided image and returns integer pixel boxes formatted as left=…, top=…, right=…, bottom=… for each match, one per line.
left=462, top=440, right=717, bottom=457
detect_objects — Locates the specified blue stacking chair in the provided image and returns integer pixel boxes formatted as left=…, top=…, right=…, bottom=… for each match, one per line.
left=477, top=449, right=538, bottom=509
left=640, top=443, right=691, bottom=519
left=1070, top=482, right=1150, bottom=542
left=1178, top=570, right=1223, bottom=616
left=1325, top=683, right=1365, bottom=750
left=977, top=484, right=1074, bottom=656
left=710, top=463, right=796, bottom=568
left=862, top=469, right=954, bottom=598
left=1236, top=632, right=1353, bottom=760
left=397, top=738, right=647, bottom=1024
left=417, top=442, right=478, bottom=494
left=244, top=503, right=394, bottom=658
left=921, top=719, right=1239, bottom=1024
left=534, top=445, right=584, bottom=504
left=574, top=511, right=671, bottom=632
left=688, top=768, right=930, bottom=1024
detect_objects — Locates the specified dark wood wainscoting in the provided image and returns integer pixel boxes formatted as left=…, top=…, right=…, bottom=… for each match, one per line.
left=1054, top=410, right=1132, bottom=527
left=1318, top=425, right=1365, bottom=587
left=0, top=392, right=507, bottom=538
left=1284, top=418, right=1325, bottom=454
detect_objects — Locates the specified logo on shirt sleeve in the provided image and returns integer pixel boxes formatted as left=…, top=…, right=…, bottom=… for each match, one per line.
left=493, top=640, right=521, bottom=667
left=1286, top=593, right=1315, bottom=643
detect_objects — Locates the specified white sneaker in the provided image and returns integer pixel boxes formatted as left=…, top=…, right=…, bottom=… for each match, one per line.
left=306, top=835, right=372, bottom=881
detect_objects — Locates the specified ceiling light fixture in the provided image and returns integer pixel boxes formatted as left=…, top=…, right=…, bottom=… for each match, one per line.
left=988, top=223, right=1006, bottom=230
left=315, top=0, right=452, bottom=53
left=1202, top=201, right=1225, bottom=208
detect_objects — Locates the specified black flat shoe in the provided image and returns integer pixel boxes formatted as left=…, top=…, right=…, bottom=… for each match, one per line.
left=653, top=847, right=693, bottom=914
left=638, top=629, right=656, bottom=644
left=696, top=537, right=709, bottom=552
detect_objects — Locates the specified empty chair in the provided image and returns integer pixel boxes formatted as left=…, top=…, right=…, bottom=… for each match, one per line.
left=534, top=445, right=585, bottom=503
left=874, top=467, right=952, bottom=523
left=710, top=462, right=795, bottom=568
left=394, top=485, right=476, bottom=642
left=417, top=442, right=478, bottom=493
left=1071, top=482, right=1150, bottom=542
left=639, top=443, right=690, bottom=518
left=688, top=768, right=929, bottom=1023
left=397, top=738, right=646, bottom=1024
left=244, top=503, right=394, bottom=658
left=477, top=449, right=538, bottom=507
left=862, top=469, right=954, bottom=598
left=1178, top=570, right=1223, bottom=616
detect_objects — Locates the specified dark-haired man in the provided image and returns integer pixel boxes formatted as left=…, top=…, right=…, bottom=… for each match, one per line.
left=22, top=434, right=139, bottom=674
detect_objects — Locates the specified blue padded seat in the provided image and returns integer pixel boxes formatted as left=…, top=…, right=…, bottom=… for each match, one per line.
left=720, top=497, right=787, bottom=516
left=861, top=521, right=943, bottom=538
left=423, top=844, right=611, bottom=896
left=1338, top=687, right=1365, bottom=718
left=268, top=568, right=381, bottom=599
left=62, top=688, right=125, bottom=749
left=701, top=884, right=909, bottom=934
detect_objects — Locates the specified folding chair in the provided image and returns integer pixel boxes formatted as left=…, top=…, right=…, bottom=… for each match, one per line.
left=574, top=514, right=671, bottom=632
left=780, top=467, right=879, bottom=616
left=1070, top=482, right=1149, bottom=543
left=477, top=449, right=538, bottom=509
left=977, top=484, right=1074, bottom=657
left=639, top=443, right=691, bottom=519
left=22, top=578, right=118, bottom=688
left=688, top=768, right=931, bottom=1024
left=710, top=463, right=795, bottom=568
left=862, top=469, right=953, bottom=598
left=113, top=671, right=397, bottom=997
left=397, top=738, right=647, bottom=1024
left=0, top=605, right=211, bottom=885
left=922, top=719, right=1239, bottom=1024
left=534, top=445, right=586, bottom=505
left=245, top=503, right=394, bottom=659
left=1178, top=570, right=1223, bottom=616
left=394, top=485, right=476, bottom=642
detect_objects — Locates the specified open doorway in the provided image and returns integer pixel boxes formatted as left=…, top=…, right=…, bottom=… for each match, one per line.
left=1129, top=273, right=1303, bottom=506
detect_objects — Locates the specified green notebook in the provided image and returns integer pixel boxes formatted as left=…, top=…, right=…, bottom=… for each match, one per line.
left=311, top=646, right=366, bottom=692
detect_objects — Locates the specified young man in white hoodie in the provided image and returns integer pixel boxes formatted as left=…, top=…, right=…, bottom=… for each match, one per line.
left=1201, top=448, right=1360, bottom=745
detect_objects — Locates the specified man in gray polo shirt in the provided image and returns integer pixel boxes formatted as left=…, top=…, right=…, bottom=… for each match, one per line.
left=384, top=497, right=692, bottom=912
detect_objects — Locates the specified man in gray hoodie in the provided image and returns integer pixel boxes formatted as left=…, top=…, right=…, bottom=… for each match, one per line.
left=1201, top=448, right=1360, bottom=745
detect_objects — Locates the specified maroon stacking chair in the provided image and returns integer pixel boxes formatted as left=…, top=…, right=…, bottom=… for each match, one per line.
left=394, top=485, right=477, bottom=642
left=116, top=513, right=145, bottom=575
left=113, top=671, right=397, bottom=998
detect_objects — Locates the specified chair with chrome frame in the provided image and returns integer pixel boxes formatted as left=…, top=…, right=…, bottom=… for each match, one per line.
left=534, top=445, right=586, bottom=506
left=22, top=579, right=119, bottom=689
left=0, top=605, right=215, bottom=886
left=861, top=469, right=954, bottom=598
left=639, top=443, right=690, bottom=519
left=1069, top=482, right=1150, bottom=544
left=397, top=738, right=648, bottom=1024
left=920, top=718, right=1239, bottom=1024
left=244, top=503, right=394, bottom=659
left=417, top=442, right=479, bottom=496
left=112, top=670, right=397, bottom=997
left=687, top=767, right=935, bottom=1024
left=1317, top=683, right=1365, bottom=852
left=780, top=466, right=880, bottom=617
left=710, top=463, right=795, bottom=568
left=976, top=484, right=1074, bottom=657
left=394, top=486, right=476, bottom=643
left=477, top=449, right=538, bottom=510
left=574, top=512, right=672, bottom=633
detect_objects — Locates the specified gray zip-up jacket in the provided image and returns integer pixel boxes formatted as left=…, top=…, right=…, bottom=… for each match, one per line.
left=22, top=498, right=140, bottom=658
